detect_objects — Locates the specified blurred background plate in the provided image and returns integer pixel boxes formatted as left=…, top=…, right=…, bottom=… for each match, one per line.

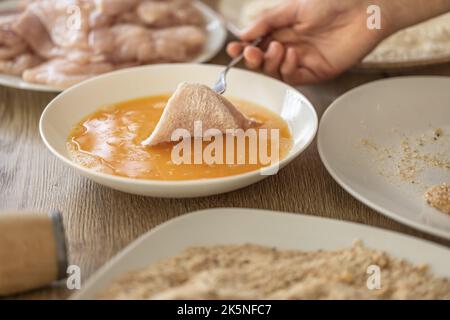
left=0, top=0, right=227, bottom=92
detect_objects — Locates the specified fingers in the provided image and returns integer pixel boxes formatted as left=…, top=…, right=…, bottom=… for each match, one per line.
left=281, top=47, right=320, bottom=85
left=227, top=42, right=322, bottom=85
left=243, top=46, right=264, bottom=70
left=280, top=47, right=298, bottom=82
left=263, top=41, right=285, bottom=79
left=227, top=40, right=283, bottom=75
left=227, top=41, right=326, bottom=85
left=226, top=42, right=243, bottom=58
left=227, top=42, right=264, bottom=70
left=240, top=2, right=298, bottom=41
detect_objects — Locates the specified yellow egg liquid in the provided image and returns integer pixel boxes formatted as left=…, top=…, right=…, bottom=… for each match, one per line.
left=67, top=95, right=292, bottom=181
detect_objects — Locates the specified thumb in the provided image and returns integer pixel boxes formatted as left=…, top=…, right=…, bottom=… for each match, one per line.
left=240, top=1, right=298, bottom=41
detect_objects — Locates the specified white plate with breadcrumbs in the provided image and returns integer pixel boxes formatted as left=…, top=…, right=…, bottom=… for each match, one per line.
left=318, top=77, right=450, bottom=240
left=71, top=208, right=450, bottom=300
left=0, top=0, right=226, bottom=92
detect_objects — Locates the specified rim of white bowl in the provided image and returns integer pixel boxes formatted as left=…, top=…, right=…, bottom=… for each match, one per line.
left=40, top=63, right=318, bottom=187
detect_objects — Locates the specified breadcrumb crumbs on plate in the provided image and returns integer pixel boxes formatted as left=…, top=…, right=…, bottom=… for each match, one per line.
left=425, top=183, right=450, bottom=214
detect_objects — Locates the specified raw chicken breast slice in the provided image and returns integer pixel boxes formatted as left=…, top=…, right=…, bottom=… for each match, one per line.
left=13, top=7, right=104, bottom=63
left=22, top=59, right=114, bottom=88
left=96, top=0, right=139, bottom=16
left=152, top=26, right=206, bottom=62
left=89, top=9, right=115, bottom=29
left=0, top=14, right=28, bottom=60
left=89, top=24, right=206, bottom=64
left=89, top=24, right=156, bottom=63
left=0, top=53, right=42, bottom=76
left=24, top=0, right=91, bottom=49
left=136, top=0, right=204, bottom=28
left=13, top=8, right=67, bottom=58
left=142, top=82, right=256, bottom=147
left=0, top=42, right=27, bottom=61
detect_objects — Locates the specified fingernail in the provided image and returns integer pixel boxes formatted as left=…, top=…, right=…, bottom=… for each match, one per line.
left=239, top=28, right=251, bottom=41
left=287, top=48, right=296, bottom=61
left=266, top=42, right=277, bottom=56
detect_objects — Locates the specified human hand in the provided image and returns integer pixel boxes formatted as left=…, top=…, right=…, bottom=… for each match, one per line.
left=227, top=0, right=390, bottom=85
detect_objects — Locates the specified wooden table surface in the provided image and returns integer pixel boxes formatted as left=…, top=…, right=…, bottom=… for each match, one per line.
left=1, top=5, right=450, bottom=300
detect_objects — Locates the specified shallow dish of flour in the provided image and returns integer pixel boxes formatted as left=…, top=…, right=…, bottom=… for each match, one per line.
left=71, top=208, right=450, bottom=300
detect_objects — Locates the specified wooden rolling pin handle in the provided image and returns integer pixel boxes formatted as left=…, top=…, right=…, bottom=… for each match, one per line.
left=0, top=211, right=68, bottom=296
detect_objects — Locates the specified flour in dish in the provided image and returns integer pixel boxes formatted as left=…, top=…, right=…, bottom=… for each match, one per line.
left=98, top=242, right=450, bottom=300
left=364, top=13, right=450, bottom=64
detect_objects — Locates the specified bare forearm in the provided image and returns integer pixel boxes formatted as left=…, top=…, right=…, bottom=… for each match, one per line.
left=377, top=0, right=450, bottom=34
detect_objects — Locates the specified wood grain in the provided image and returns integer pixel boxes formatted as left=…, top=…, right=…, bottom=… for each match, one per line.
left=1, top=3, right=450, bottom=299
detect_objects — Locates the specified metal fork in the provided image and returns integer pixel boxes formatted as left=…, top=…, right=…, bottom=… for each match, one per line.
left=212, top=37, right=263, bottom=95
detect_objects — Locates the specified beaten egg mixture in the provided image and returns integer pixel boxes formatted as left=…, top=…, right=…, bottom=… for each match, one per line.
left=67, top=95, right=292, bottom=180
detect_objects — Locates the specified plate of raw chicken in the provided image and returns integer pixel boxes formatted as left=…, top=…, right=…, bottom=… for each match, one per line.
left=0, top=0, right=227, bottom=92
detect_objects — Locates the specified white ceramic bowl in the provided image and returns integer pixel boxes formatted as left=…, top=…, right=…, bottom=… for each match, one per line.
left=40, top=64, right=318, bottom=198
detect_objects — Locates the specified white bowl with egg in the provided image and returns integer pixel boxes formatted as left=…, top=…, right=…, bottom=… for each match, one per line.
left=40, top=64, right=318, bottom=198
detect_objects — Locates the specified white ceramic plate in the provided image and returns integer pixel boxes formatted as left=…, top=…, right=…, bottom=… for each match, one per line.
left=71, top=208, right=450, bottom=300
left=0, top=0, right=227, bottom=92
left=318, top=77, right=450, bottom=240
left=40, top=63, right=318, bottom=198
